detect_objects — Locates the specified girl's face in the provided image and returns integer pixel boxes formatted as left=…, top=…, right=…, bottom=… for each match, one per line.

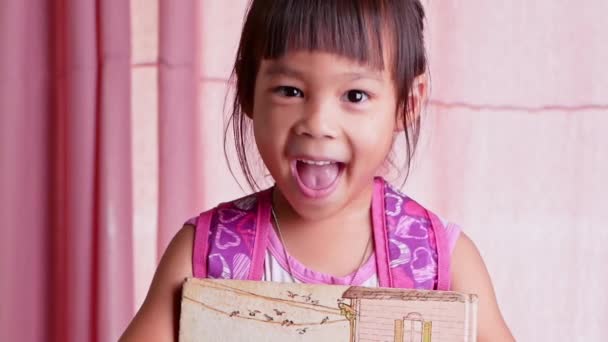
left=252, top=51, right=398, bottom=220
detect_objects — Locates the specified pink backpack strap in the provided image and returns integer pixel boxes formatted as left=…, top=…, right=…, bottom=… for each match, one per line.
left=191, top=209, right=214, bottom=278
left=190, top=189, right=272, bottom=280
left=250, top=192, right=272, bottom=279
left=373, top=178, right=454, bottom=290
left=371, top=179, right=392, bottom=287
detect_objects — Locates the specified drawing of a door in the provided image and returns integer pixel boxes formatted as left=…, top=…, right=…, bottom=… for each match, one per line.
left=393, top=313, right=432, bottom=342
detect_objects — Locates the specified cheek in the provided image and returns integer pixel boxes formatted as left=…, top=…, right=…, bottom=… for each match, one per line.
left=352, top=108, right=396, bottom=158
left=254, top=108, right=286, bottom=138
left=361, top=133, right=394, bottom=168
left=252, top=103, right=293, bottom=159
left=253, top=114, right=275, bottom=157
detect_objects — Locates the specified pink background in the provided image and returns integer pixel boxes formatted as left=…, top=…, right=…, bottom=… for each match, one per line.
left=1, top=0, right=607, bottom=341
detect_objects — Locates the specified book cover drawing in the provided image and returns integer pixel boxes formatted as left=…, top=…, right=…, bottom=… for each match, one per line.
left=180, top=278, right=478, bottom=342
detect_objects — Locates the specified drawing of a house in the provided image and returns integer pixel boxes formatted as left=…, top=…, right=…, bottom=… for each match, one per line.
left=179, top=279, right=477, bottom=342
left=341, top=287, right=471, bottom=342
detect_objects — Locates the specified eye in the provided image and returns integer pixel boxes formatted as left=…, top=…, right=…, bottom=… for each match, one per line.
left=343, top=90, right=369, bottom=103
left=274, top=86, right=304, bottom=98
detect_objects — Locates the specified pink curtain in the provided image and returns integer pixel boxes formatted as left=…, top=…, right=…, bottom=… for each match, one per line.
left=1, top=0, right=133, bottom=341
left=2, top=0, right=607, bottom=341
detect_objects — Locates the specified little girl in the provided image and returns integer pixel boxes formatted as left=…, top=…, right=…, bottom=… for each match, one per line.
left=122, top=0, right=513, bottom=340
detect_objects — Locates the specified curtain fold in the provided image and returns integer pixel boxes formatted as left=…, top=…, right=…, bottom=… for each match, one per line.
left=95, top=1, right=134, bottom=341
left=50, top=2, right=98, bottom=341
left=0, top=1, right=52, bottom=341
left=157, top=0, right=203, bottom=258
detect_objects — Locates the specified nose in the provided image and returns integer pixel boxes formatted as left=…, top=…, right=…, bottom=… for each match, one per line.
left=293, top=98, right=338, bottom=139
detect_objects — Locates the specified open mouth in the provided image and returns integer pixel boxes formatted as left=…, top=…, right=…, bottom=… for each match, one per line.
left=291, top=159, right=345, bottom=198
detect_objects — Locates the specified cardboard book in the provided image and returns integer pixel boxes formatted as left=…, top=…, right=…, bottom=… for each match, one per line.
left=179, top=278, right=477, bottom=341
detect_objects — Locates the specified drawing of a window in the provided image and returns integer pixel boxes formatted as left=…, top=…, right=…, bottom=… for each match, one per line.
left=394, top=313, right=432, bottom=342
left=341, top=287, right=444, bottom=342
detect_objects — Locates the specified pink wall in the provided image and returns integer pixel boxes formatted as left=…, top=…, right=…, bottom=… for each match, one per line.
left=191, top=1, right=608, bottom=340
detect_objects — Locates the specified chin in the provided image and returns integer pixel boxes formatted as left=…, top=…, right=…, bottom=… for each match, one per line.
left=275, top=178, right=351, bottom=221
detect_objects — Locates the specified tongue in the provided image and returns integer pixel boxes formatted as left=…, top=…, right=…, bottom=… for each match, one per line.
left=296, top=162, right=339, bottom=190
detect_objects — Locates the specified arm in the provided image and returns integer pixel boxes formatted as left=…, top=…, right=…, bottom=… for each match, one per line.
left=119, top=225, right=195, bottom=342
left=450, top=233, right=515, bottom=342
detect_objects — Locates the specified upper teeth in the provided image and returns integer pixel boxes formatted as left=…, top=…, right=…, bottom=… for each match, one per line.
left=300, top=159, right=334, bottom=166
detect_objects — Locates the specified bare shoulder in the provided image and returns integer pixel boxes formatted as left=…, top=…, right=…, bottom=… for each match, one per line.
left=119, top=225, right=195, bottom=342
left=451, top=232, right=515, bottom=342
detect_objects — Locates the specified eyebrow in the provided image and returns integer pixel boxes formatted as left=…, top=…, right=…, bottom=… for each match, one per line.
left=263, top=63, right=305, bottom=79
left=261, top=62, right=384, bottom=83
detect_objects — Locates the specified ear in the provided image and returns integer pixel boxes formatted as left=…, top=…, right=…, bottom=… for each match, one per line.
left=395, top=73, right=428, bottom=132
